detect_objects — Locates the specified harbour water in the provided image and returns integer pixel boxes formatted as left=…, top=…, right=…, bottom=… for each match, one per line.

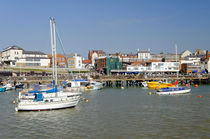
left=0, top=86, right=210, bottom=138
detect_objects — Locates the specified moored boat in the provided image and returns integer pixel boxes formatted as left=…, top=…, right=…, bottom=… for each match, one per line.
left=87, top=81, right=103, bottom=90
left=1, top=81, right=14, bottom=91
left=15, top=87, right=81, bottom=111
left=65, top=79, right=89, bottom=92
left=156, top=87, right=191, bottom=95
left=147, top=80, right=178, bottom=89
left=15, top=82, right=24, bottom=89
left=15, top=18, right=81, bottom=111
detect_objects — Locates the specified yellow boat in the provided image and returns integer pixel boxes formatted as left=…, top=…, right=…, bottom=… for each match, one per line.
left=147, top=81, right=176, bottom=89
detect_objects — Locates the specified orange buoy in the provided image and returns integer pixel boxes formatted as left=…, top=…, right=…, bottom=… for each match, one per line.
left=185, top=84, right=189, bottom=87
left=198, top=95, right=202, bottom=98
left=194, top=84, right=198, bottom=88
left=85, top=99, right=89, bottom=103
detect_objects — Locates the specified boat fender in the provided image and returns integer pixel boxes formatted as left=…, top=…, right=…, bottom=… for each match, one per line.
left=198, top=95, right=202, bottom=98
left=85, top=99, right=89, bottom=103
left=194, top=84, right=198, bottom=88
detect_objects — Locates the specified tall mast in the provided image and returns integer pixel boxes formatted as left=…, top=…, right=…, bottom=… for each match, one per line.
left=53, top=19, right=57, bottom=85
left=50, top=17, right=57, bottom=86
left=50, top=18, right=54, bottom=82
left=175, top=44, right=178, bottom=79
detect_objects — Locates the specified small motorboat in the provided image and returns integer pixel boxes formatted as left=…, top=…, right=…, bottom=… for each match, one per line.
left=156, top=87, right=191, bottom=95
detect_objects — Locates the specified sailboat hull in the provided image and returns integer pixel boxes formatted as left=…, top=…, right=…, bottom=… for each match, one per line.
left=156, top=88, right=191, bottom=95
left=15, top=97, right=80, bottom=111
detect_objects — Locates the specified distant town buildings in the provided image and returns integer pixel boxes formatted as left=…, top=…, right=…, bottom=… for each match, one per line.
left=0, top=45, right=209, bottom=75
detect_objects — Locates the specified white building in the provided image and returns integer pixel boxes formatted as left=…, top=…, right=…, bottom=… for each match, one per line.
left=1, top=46, right=50, bottom=67
left=127, top=62, right=179, bottom=72
left=66, top=53, right=84, bottom=69
left=74, top=53, right=83, bottom=69
left=16, top=51, right=50, bottom=67
left=137, top=49, right=151, bottom=60
left=181, top=56, right=201, bottom=65
left=181, top=50, right=192, bottom=58
left=1, top=46, right=24, bottom=66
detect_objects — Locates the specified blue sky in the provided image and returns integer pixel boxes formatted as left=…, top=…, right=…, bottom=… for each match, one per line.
left=0, top=0, right=210, bottom=58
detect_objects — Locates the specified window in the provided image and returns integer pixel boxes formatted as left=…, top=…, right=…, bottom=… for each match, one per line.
left=34, top=59, right=40, bottom=61
left=26, top=63, right=40, bottom=66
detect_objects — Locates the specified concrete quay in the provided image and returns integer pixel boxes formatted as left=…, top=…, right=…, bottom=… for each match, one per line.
left=6, top=74, right=210, bottom=88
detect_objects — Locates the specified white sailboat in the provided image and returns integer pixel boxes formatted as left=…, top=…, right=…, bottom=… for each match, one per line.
left=156, top=44, right=191, bottom=95
left=15, top=18, right=81, bottom=111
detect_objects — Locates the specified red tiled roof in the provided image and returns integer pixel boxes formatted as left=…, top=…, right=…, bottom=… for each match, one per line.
left=82, top=59, right=91, bottom=64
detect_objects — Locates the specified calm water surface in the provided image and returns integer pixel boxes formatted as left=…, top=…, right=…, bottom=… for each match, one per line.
left=0, top=85, right=210, bottom=138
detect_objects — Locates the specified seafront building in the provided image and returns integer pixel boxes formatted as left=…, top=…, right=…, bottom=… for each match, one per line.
left=137, top=48, right=151, bottom=60
left=16, top=51, right=50, bottom=67
left=48, top=53, right=84, bottom=69
left=180, top=56, right=204, bottom=74
left=66, top=53, right=83, bottom=69
left=95, top=56, right=122, bottom=75
left=88, top=50, right=106, bottom=66
left=127, top=62, right=179, bottom=73
left=1, top=46, right=50, bottom=67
